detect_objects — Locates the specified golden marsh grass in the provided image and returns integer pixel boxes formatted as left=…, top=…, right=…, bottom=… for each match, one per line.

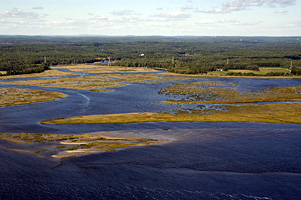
left=3, top=75, right=127, bottom=90
left=0, top=87, right=66, bottom=107
left=41, top=103, right=301, bottom=125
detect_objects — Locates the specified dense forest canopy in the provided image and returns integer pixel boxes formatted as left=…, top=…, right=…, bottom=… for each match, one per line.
left=0, top=36, right=301, bottom=75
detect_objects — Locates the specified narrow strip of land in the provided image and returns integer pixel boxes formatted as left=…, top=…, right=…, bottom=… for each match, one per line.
left=41, top=103, right=301, bottom=124
left=0, top=133, right=164, bottom=159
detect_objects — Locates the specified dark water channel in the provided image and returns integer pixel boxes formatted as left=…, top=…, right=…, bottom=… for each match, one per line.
left=0, top=70, right=301, bottom=199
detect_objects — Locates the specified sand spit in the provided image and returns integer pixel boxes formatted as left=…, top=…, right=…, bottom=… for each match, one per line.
left=0, top=131, right=168, bottom=160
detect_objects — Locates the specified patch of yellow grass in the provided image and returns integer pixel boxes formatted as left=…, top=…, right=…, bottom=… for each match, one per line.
left=3, top=75, right=127, bottom=90
left=41, top=103, right=301, bottom=125
left=0, top=87, right=66, bottom=107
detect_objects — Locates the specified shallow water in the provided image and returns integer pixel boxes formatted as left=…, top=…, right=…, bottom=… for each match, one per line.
left=0, top=70, right=300, bottom=199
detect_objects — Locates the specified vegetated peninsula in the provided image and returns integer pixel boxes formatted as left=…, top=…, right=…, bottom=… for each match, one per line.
left=0, top=36, right=301, bottom=77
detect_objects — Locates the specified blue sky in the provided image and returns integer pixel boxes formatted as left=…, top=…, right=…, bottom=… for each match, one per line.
left=0, top=0, right=300, bottom=36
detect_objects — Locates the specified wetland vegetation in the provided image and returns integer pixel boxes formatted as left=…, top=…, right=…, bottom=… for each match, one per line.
left=0, top=87, right=66, bottom=107
left=41, top=103, right=301, bottom=125
left=159, top=82, right=301, bottom=104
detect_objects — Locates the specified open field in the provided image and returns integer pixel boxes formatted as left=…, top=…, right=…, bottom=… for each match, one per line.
left=0, top=69, right=76, bottom=79
left=0, top=132, right=163, bottom=159
left=257, top=67, right=291, bottom=74
left=0, top=87, right=66, bottom=107
left=207, top=67, right=292, bottom=76
left=228, top=68, right=291, bottom=75
left=41, top=102, right=301, bottom=124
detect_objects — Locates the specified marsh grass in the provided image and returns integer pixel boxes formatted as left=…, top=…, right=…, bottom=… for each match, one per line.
left=3, top=70, right=192, bottom=89
left=3, top=75, right=127, bottom=90
left=0, top=87, right=66, bottom=107
left=159, top=82, right=301, bottom=104
left=53, top=65, right=159, bottom=73
left=0, top=133, right=163, bottom=159
left=41, top=102, right=301, bottom=125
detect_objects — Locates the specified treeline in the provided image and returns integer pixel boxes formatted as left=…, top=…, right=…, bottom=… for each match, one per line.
left=0, top=38, right=109, bottom=75
left=1, top=36, right=301, bottom=75
left=226, top=72, right=291, bottom=76
left=0, top=62, right=49, bottom=75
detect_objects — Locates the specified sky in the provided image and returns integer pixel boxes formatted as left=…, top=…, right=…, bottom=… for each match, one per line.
left=0, top=0, right=300, bottom=36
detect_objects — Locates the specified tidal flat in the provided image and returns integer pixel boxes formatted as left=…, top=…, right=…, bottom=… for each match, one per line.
left=0, top=132, right=163, bottom=159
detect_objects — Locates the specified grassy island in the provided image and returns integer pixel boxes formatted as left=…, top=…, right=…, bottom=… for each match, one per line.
left=0, top=87, right=66, bottom=107
left=41, top=102, right=301, bottom=125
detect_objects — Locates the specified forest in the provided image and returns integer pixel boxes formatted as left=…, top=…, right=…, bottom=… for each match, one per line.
left=0, top=36, right=301, bottom=75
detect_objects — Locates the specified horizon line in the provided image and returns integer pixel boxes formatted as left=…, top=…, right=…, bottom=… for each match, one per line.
left=1, top=34, right=301, bottom=38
